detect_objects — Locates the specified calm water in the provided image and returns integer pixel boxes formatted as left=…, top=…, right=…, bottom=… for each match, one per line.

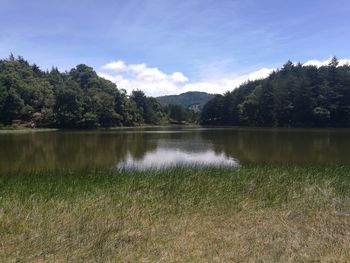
left=1, top=126, right=350, bottom=172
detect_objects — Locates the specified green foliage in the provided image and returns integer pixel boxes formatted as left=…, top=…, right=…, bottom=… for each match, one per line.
left=114, top=89, right=143, bottom=126
left=0, top=56, right=187, bottom=128
left=165, top=104, right=198, bottom=123
left=201, top=57, right=350, bottom=127
left=54, top=81, right=84, bottom=128
left=200, top=95, right=225, bottom=124
left=0, top=88, right=25, bottom=124
left=130, top=90, right=165, bottom=124
left=0, top=55, right=54, bottom=124
left=157, top=91, right=215, bottom=109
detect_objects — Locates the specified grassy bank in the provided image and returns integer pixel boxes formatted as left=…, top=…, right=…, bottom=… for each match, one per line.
left=0, top=128, right=58, bottom=134
left=1, top=165, right=350, bottom=262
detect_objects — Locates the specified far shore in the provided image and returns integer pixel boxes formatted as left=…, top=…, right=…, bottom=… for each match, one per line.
left=0, top=123, right=202, bottom=134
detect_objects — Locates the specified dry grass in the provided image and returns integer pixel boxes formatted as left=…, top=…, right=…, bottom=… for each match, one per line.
left=1, top=165, right=350, bottom=262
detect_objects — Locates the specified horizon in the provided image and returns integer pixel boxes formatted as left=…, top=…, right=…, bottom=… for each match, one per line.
left=1, top=0, right=350, bottom=96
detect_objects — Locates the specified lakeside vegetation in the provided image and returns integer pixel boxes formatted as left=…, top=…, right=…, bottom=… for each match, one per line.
left=3, top=55, right=350, bottom=129
left=1, top=165, right=350, bottom=262
left=0, top=128, right=58, bottom=134
left=201, top=57, right=350, bottom=127
left=0, top=55, right=197, bottom=129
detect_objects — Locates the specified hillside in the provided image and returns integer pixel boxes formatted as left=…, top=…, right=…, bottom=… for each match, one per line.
left=156, top=91, right=215, bottom=110
left=201, top=57, right=350, bottom=128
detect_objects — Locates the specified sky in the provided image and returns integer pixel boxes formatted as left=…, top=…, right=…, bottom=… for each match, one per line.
left=1, top=0, right=350, bottom=96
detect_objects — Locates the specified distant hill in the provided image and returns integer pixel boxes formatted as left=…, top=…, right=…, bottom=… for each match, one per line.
left=156, top=92, right=216, bottom=110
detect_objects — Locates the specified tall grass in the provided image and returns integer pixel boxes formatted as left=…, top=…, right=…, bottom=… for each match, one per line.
left=1, top=165, right=350, bottom=262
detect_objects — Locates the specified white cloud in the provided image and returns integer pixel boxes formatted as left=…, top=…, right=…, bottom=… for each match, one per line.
left=171, top=72, right=188, bottom=83
left=98, top=62, right=184, bottom=96
left=101, top=60, right=126, bottom=71
left=98, top=60, right=274, bottom=96
left=303, top=57, right=350, bottom=67
left=178, top=67, right=275, bottom=94
left=98, top=58, right=350, bottom=97
left=247, top=68, right=274, bottom=80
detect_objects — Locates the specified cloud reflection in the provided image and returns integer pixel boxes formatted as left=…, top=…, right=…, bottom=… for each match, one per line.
left=118, top=148, right=239, bottom=170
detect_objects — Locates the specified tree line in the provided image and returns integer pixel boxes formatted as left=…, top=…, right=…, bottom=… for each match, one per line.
left=0, top=55, right=197, bottom=128
left=201, top=57, right=350, bottom=127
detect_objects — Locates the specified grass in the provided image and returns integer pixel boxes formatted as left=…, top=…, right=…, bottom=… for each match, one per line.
left=0, top=128, right=58, bottom=134
left=1, top=165, right=350, bottom=262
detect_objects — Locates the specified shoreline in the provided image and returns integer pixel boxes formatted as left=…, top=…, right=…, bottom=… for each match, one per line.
left=2, top=124, right=350, bottom=134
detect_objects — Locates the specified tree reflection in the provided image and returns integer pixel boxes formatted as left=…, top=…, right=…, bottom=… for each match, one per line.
left=0, top=131, right=157, bottom=172
left=201, top=128, right=350, bottom=164
left=1, top=128, right=350, bottom=173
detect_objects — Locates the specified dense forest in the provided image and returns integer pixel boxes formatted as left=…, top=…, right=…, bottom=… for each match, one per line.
left=0, top=55, right=197, bottom=128
left=201, top=57, right=350, bottom=127
left=2, top=55, right=350, bottom=129
left=157, top=92, right=215, bottom=110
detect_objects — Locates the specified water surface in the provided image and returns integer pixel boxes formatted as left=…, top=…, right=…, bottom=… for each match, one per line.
left=1, top=126, right=350, bottom=172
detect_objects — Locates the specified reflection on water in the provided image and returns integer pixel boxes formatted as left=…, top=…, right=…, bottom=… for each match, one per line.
left=1, top=127, right=350, bottom=172
left=118, top=149, right=238, bottom=170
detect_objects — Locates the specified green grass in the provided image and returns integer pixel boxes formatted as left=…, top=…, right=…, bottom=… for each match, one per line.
left=1, top=165, right=350, bottom=262
left=0, top=128, right=58, bottom=134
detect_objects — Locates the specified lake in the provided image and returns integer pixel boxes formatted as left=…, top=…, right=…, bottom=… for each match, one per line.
left=1, top=126, right=350, bottom=172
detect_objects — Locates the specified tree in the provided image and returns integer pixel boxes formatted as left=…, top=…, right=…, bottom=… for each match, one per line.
left=0, top=89, right=25, bottom=124
left=115, top=89, right=142, bottom=126
left=54, top=81, right=84, bottom=128
left=201, top=95, right=225, bottom=125
left=130, top=90, right=161, bottom=124
left=201, top=58, right=350, bottom=128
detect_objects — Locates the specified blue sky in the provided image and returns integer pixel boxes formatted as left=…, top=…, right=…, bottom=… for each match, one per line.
left=1, top=0, right=350, bottom=95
